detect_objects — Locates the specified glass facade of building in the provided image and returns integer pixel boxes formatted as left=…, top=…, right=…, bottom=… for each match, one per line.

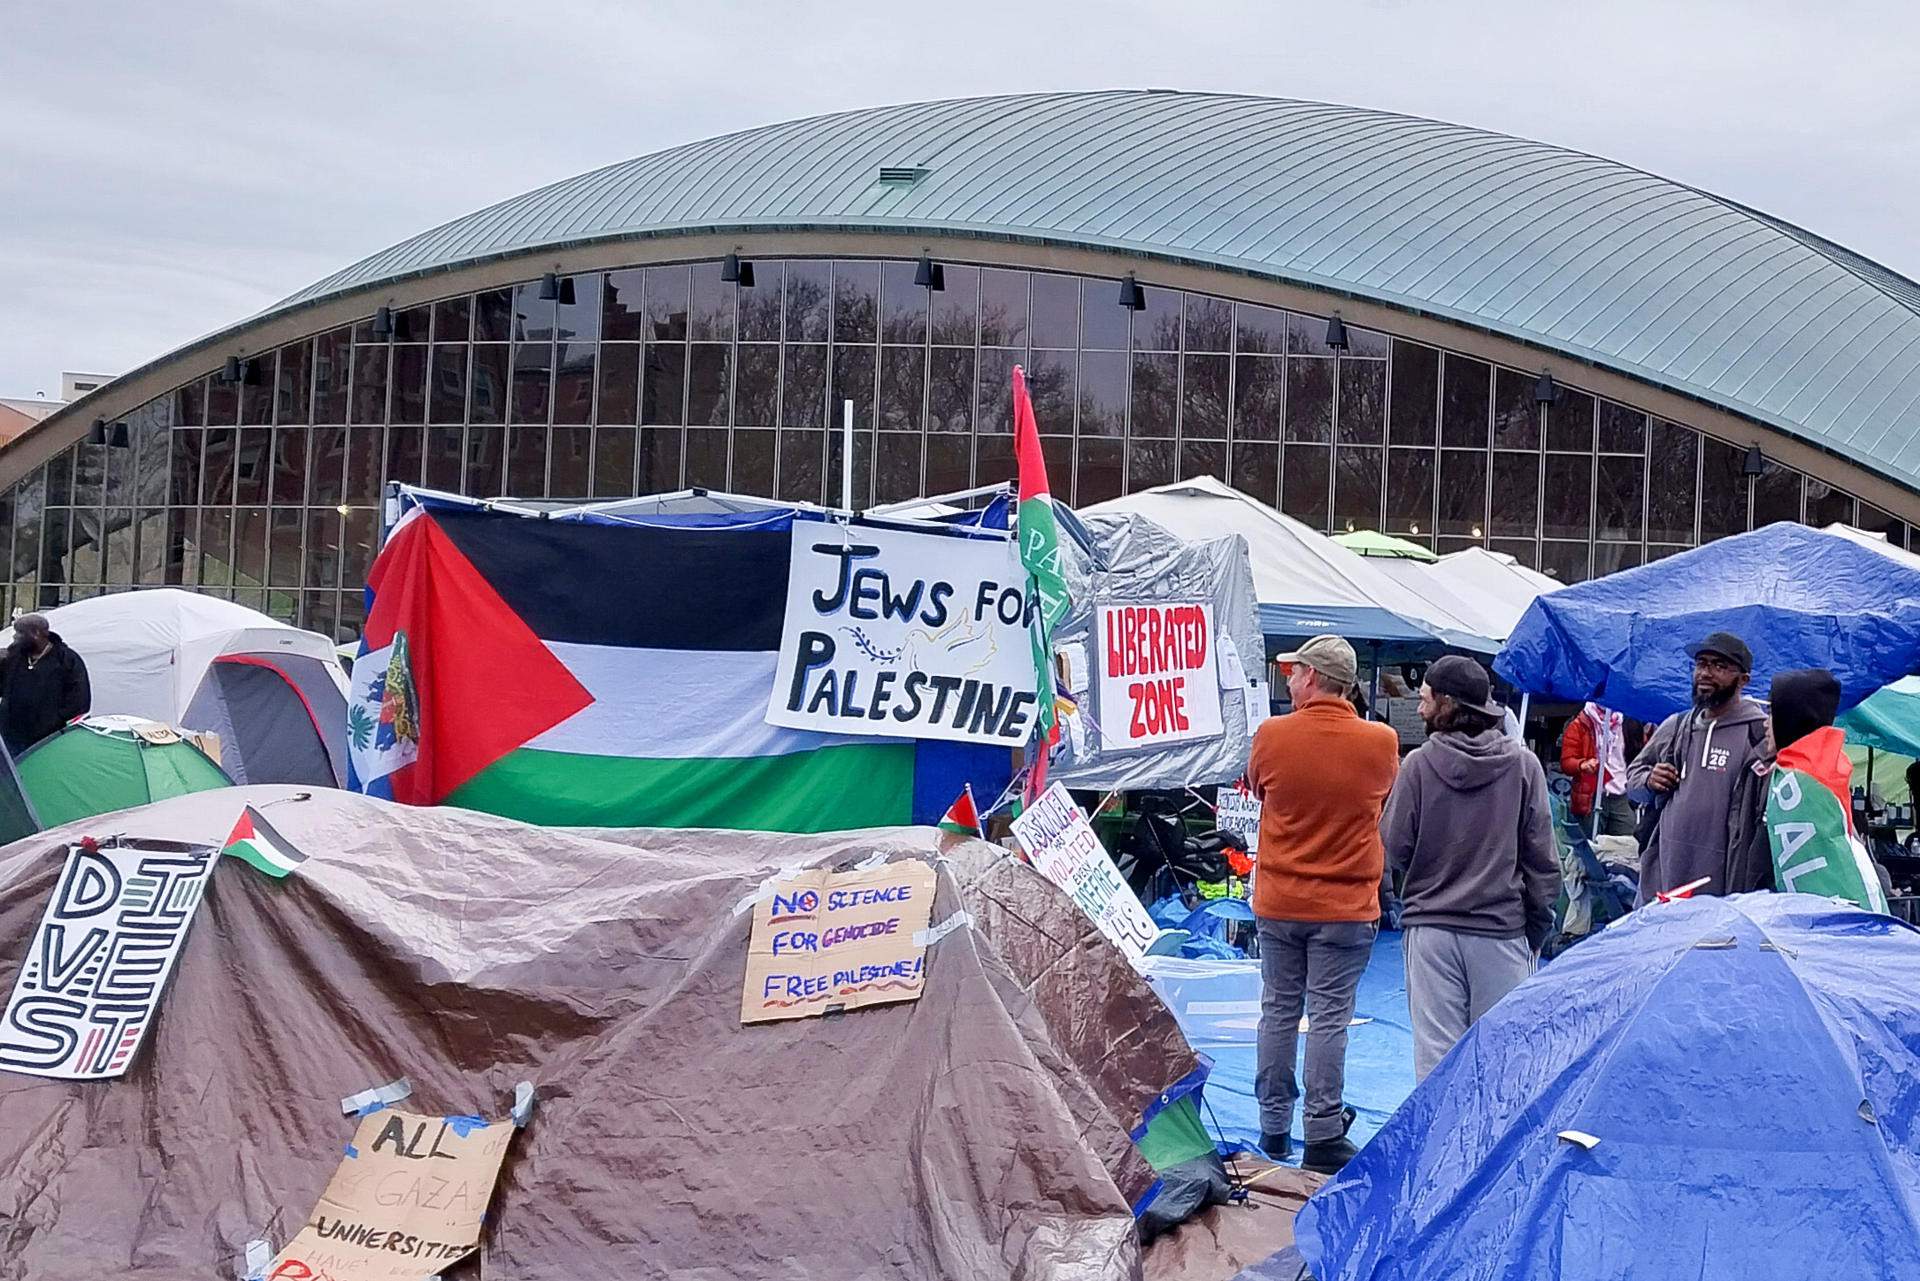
left=7, top=256, right=1908, bottom=641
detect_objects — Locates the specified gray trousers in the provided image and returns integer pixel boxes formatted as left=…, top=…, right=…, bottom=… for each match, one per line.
left=1594, top=792, right=1636, bottom=837
left=1255, top=917, right=1377, bottom=1141
left=1404, top=925, right=1534, bottom=1081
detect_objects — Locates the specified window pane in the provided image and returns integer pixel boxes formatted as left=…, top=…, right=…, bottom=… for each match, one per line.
left=1346, top=325, right=1389, bottom=359
left=1753, top=462, right=1801, bottom=527
left=1130, top=353, right=1178, bottom=437
left=1129, top=439, right=1174, bottom=492
left=778, top=430, right=823, bottom=502
left=1027, top=349, right=1075, bottom=435
left=1543, top=453, right=1594, bottom=541
left=199, top=508, right=232, bottom=587
left=1288, top=311, right=1338, bottom=356
left=1489, top=452, right=1540, bottom=539
left=1081, top=278, right=1130, bottom=351
left=1029, top=272, right=1078, bottom=349
left=929, top=347, right=974, bottom=435
left=1438, top=449, right=1487, bottom=537
left=469, top=344, right=509, bottom=424
left=556, top=273, right=600, bottom=343
left=234, top=427, right=270, bottom=504
left=824, top=428, right=872, bottom=507
left=341, top=510, right=379, bottom=592
left=1805, top=479, right=1854, bottom=527
left=510, top=280, right=554, bottom=342
left=428, top=344, right=469, bottom=425
left=1489, top=537, right=1535, bottom=569
left=1069, top=438, right=1118, bottom=505
left=1856, top=502, right=1906, bottom=546
left=880, top=345, right=925, bottom=431
left=1134, top=286, right=1181, bottom=353
left=739, top=260, right=783, bottom=342
left=831, top=345, right=877, bottom=438
left=424, top=426, right=463, bottom=491
left=732, top=429, right=776, bottom=497
left=313, top=329, right=350, bottom=421
left=639, top=427, right=683, bottom=493
left=976, top=436, right=1013, bottom=491
left=274, top=342, right=311, bottom=425
left=977, top=348, right=1021, bottom=435
left=233, top=507, right=268, bottom=591
left=465, top=425, right=504, bottom=495
left=781, top=345, right=827, bottom=429
left=1286, top=357, right=1333, bottom=442
left=831, top=261, right=879, bottom=344
left=603, top=269, right=645, bottom=341
left=785, top=261, right=831, bottom=343
left=1389, top=340, right=1438, bottom=445
left=1078, top=350, right=1126, bottom=439
left=688, top=344, right=731, bottom=427
left=1334, top=447, right=1383, bottom=529
left=1490, top=368, right=1537, bottom=449
left=735, top=345, right=779, bottom=428
left=1185, top=295, right=1232, bottom=354
left=207, top=375, right=239, bottom=427
left=879, top=261, right=927, bottom=345
left=1338, top=359, right=1386, bottom=445
left=473, top=288, right=512, bottom=342
left=1182, top=353, right=1229, bottom=440
left=1647, top=420, right=1698, bottom=543
left=926, top=434, right=972, bottom=496
left=1596, top=454, right=1646, bottom=541
left=170, top=429, right=203, bottom=506
left=267, top=508, right=303, bottom=589
left=1236, top=303, right=1287, bottom=355
left=1233, top=354, right=1282, bottom=441
left=598, top=343, right=639, bottom=425
left=506, top=424, right=546, bottom=494
left=592, top=425, right=637, bottom=497
left=875, top=433, right=924, bottom=503
left=1541, top=540, right=1591, bottom=584
left=1179, top=439, right=1227, bottom=484
left=350, top=345, right=389, bottom=424
left=644, top=265, right=689, bottom=341
left=386, top=425, right=425, bottom=489
left=1441, top=354, right=1490, bottom=447
left=1595, top=399, right=1642, bottom=453
left=389, top=304, right=427, bottom=344
left=548, top=426, right=592, bottom=498
left=689, top=262, right=733, bottom=342
left=1545, top=388, right=1597, bottom=453
left=1283, top=444, right=1331, bottom=528
left=240, top=354, right=275, bottom=425
left=433, top=295, right=471, bottom=342
left=390, top=344, right=427, bottom=424
left=1230, top=440, right=1278, bottom=506
left=204, top=427, right=238, bottom=504
left=175, top=378, right=207, bottom=426
left=931, top=263, right=978, bottom=346
left=510, top=342, right=553, bottom=423
left=345, top=426, right=381, bottom=504
left=978, top=269, right=1028, bottom=346
left=1592, top=542, right=1642, bottom=577
left=1387, top=448, right=1435, bottom=535
left=554, top=342, right=595, bottom=425
left=1699, top=438, right=1746, bottom=540
left=642, top=344, right=687, bottom=425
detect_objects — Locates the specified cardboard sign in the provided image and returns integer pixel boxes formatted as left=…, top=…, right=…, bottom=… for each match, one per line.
left=265, top=1109, right=517, bottom=1281
left=1010, top=783, right=1163, bottom=962
left=765, top=521, right=1039, bottom=748
left=1096, top=603, right=1225, bottom=752
left=741, top=860, right=939, bottom=1024
left=0, top=840, right=215, bottom=1079
left=1216, top=789, right=1261, bottom=853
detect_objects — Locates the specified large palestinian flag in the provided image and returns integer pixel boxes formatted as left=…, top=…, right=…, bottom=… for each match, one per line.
left=348, top=500, right=1011, bottom=832
left=1765, top=725, right=1888, bottom=913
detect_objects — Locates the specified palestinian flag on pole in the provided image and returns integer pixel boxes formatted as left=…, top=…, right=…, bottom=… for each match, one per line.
left=1012, top=366, right=1071, bottom=802
left=937, top=785, right=984, bottom=838
left=1766, top=726, right=1889, bottom=912
left=347, top=499, right=1011, bottom=832
left=222, top=805, right=309, bottom=879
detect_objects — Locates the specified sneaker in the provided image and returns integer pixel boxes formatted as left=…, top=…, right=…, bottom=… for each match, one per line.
left=1259, top=1131, right=1293, bottom=1161
left=1341, top=1104, right=1358, bottom=1136
left=1301, top=1136, right=1359, bottom=1175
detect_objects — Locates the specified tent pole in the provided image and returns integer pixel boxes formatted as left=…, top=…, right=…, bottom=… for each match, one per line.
left=841, top=399, right=855, bottom=513
left=1369, top=641, right=1381, bottom=720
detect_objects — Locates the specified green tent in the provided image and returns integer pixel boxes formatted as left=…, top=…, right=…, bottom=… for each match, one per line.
left=17, top=716, right=234, bottom=828
left=1840, top=676, right=1920, bottom=759
left=1332, top=528, right=1439, bottom=561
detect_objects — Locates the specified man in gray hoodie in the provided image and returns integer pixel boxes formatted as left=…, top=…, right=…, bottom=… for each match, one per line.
left=1625, top=631, right=1774, bottom=904
left=1381, top=657, right=1560, bottom=1079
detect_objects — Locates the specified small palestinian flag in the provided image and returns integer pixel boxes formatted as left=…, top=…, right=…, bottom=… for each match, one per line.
left=938, top=785, right=985, bottom=838
left=222, top=805, right=309, bottom=879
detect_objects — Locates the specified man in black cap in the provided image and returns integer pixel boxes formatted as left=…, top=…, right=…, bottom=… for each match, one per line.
left=1380, top=656, right=1560, bottom=1078
left=1625, top=630, right=1772, bottom=903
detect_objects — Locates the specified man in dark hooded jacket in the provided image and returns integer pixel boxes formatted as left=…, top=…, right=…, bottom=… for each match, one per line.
left=1626, top=631, right=1772, bottom=904
left=0, top=614, right=90, bottom=757
left=1380, top=656, right=1560, bottom=1079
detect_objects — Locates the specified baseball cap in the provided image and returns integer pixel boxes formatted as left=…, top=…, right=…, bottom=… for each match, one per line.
left=1687, top=630, right=1753, bottom=673
left=1424, top=655, right=1506, bottom=720
left=1277, top=635, right=1358, bottom=689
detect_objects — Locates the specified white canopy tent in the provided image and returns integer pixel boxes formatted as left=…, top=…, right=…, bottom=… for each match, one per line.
left=43, top=589, right=348, bottom=787
left=1369, top=546, right=1563, bottom=642
left=1084, top=477, right=1496, bottom=657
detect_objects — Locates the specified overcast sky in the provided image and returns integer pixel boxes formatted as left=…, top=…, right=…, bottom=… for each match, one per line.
left=4, top=0, right=1917, bottom=396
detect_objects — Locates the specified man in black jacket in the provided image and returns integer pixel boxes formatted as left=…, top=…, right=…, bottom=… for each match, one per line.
left=0, top=614, right=90, bottom=756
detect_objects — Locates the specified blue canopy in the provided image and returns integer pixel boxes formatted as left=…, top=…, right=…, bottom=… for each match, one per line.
left=1294, top=894, right=1920, bottom=1281
left=1496, top=522, right=1920, bottom=724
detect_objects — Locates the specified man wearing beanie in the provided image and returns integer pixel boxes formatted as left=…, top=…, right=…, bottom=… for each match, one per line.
left=1380, top=656, right=1561, bottom=1079
left=1766, top=669, right=1888, bottom=911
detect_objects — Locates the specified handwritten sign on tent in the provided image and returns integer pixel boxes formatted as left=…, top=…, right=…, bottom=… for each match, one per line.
left=0, top=840, right=215, bottom=1080
left=741, top=859, right=938, bottom=1024
left=1096, top=603, right=1225, bottom=752
left=1010, top=783, right=1163, bottom=962
left=265, top=1109, right=516, bottom=1281
left=766, top=522, right=1039, bottom=747
left=1216, top=789, right=1261, bottom=853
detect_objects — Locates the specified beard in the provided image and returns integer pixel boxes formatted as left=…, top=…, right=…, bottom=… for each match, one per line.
left=1693, top=680, right=1736, bottom=710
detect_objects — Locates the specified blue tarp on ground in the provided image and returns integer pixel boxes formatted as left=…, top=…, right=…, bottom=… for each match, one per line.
left=1496, top=522, right=1920, bottom=724
left=1293, top=894, right=1920, bottom=1281
left=1141, top=931, right=1416, bottom=1158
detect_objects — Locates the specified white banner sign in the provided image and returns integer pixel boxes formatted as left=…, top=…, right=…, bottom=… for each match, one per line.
left=1011, top=783, right=1165, bottom=962
left=1096, top=603, right=1225, bottom=752
left=0, top=840, right=216, bottom=1079
left=767, top=521, right=1038, bottom=747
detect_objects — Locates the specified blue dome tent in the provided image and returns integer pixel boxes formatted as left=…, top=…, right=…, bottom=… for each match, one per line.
left=1293, top=894, right=1920, bottom=1281
left=1496, top=522, right=1920, bottom=725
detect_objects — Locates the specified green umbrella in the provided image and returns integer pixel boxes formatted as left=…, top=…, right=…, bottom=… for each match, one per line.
left=17, top=716, right=234, bottom=828
left=1839, top=676, right=1920, bottom=759
left=1332, top=529, right=1439, bottom=561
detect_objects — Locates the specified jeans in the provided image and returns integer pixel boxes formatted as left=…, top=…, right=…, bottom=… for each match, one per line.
left=1254, top=917, right=1377, bottom=1142
left=1403, top=925, right=1535, bottom=1080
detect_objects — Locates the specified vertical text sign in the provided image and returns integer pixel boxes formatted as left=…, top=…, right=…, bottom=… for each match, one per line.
left=741, top=860, right=939, bottom=1024
left=1097, top=603, right=1225, bottom=752
left=1010, top=783, right=1163, bottom=962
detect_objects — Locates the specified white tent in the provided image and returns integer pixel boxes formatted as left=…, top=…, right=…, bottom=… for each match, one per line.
left=43, top=589, right=348, bottom=787
left=1084, top=477, right=1496, bottom=656
left=1822, top=521, right=1920, bottom=573
left=1370, top=546, right=1563, bottom=642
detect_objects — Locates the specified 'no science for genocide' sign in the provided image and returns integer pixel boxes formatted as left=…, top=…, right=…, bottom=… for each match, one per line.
left=740, top=859, right=939, bottom=1024
left=766, top=522, right=1039, bottom=748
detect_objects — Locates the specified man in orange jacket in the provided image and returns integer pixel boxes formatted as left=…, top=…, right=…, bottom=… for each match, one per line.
left=1559, top=702, right=1635, bottom=836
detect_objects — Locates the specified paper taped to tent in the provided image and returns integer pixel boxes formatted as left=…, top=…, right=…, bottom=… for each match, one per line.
left=346, top=487, right=1263, bottom=829
left=0, top=786, right=1221, bottom=1279
left=44, top=590, right=349, bottom=787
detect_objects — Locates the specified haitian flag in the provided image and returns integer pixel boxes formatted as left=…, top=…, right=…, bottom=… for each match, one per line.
left=348, top=499, right=1011, bottom=832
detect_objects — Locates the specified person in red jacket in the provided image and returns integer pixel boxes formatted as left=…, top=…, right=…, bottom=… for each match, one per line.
left=1559, top=702, right=1635, bottom=836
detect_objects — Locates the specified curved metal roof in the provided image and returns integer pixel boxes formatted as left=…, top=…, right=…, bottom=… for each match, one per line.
left=280, top=90, right=1920, bottom=492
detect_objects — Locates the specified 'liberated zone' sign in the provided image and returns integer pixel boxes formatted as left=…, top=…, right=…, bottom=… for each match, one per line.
left=766, top=522, right=1039, bottom=747
left=1097, top=603, right=1224, bottom=752
left=742, top=859, right=938, bottom=1024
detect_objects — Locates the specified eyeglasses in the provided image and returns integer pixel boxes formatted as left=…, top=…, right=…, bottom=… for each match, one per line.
left=1693, top=654, right=1742, bottom=676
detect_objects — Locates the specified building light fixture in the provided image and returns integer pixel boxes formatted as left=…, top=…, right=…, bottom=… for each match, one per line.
left=1742, top=444, right=1765, bottom=477
left=538, top=273, right=561, bottom=302
left=86, top=419, right=129, bottom=448
left=721, top=253, right=756, bottom=287
left=1118, top=274, right=1146, bottom=311
left=371, top=306, right=394, bottom=340
left=1325, top=316, right=1349, bottom=351
left=1534, top=371, right=1557, bottom=405
left=1471, top=524, right=1484, bottom=538
left=557, top=275, right=576, bottom=305
left=914, top=253, right=945, bottom=291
